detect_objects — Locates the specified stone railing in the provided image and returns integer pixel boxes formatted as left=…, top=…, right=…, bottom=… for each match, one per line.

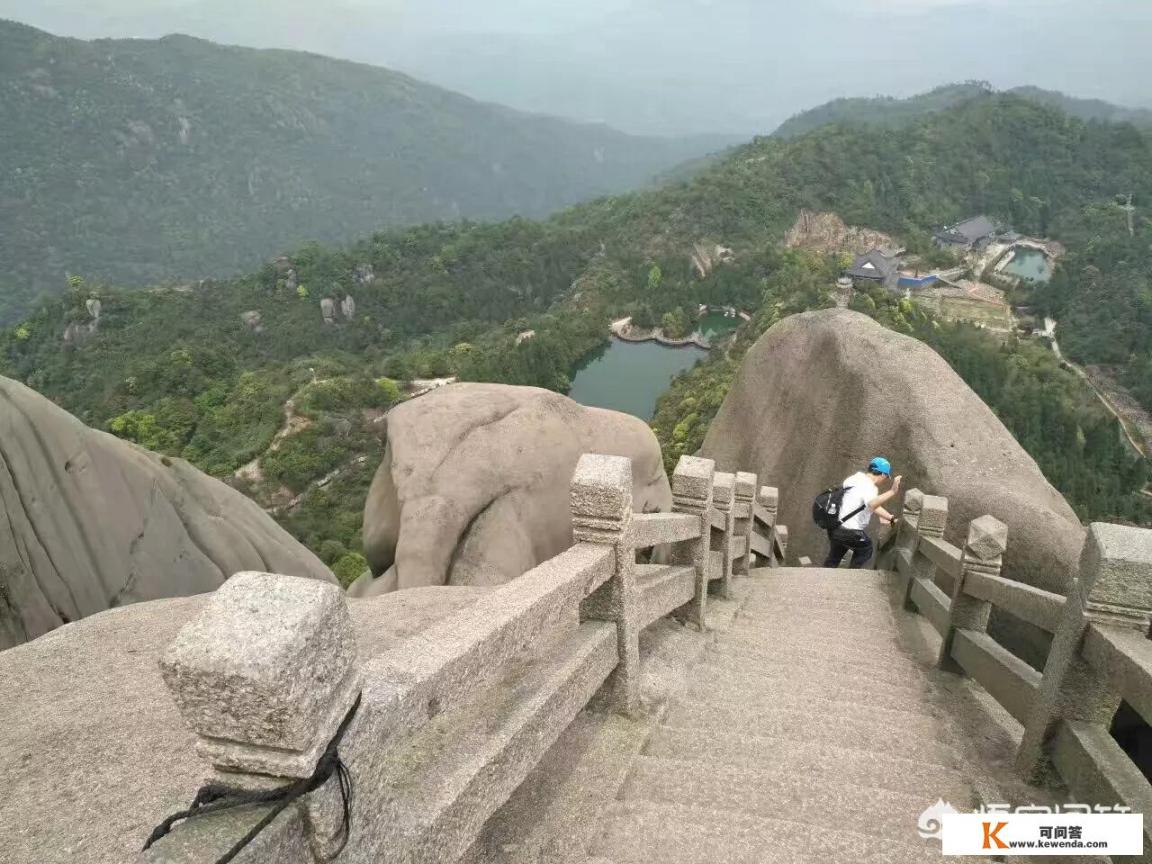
left=140, top=453, right=784, bottom=864
left=895, top=489, right=1152, bottom=850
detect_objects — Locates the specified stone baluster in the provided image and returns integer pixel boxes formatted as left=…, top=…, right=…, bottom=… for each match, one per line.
left=711, top=472, right=736, bottom=600
left=733, top=472, right=758, bottom=578
left=572, top=453, right=639, bottom=717
left=758, top=486, right=780, bottom=566
left=1016, top=523, right=1152, bottom=783
left=893, top=493, right=921, bottom=569
left=152, top=571, right=362, bottom=859
left=903, top=494, right=948, bottom=611
left=775, top=525, right=789, bottom=565
left=671, top=455, right=716, bottom=630
left=938, top=516, right=1009, bottom=673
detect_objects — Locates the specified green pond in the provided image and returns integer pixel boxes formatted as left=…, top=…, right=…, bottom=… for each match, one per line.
left=568, top=339, right=708, bottom=420
left=1002, top=248, right=1052, bottom=282
left=696, top=310, right=741, bottom=342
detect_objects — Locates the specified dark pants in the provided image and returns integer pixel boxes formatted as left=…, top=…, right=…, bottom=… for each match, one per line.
left=823, top=527, right=874, bottom=568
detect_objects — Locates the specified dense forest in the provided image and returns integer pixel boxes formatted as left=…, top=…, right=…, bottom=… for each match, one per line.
left=5, top=91, right=1152, bottom=565
left=0, top=19, right=726, bottom=324
left=774, top=81, right=1152, bottom=139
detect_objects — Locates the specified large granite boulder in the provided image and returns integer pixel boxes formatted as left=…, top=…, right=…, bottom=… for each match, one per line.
left=700, top=309, right=1084, bottom=594
left=0, top=585, right=487, bottom=864
left=356, top=383, right=672, bottom=594
left=0, top=376, right=335, bottom=649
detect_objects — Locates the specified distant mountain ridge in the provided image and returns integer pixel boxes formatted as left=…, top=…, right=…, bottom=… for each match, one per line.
left=773, top=82, right=1152, bottom=139
left=0, top=19, right=728, bottom=323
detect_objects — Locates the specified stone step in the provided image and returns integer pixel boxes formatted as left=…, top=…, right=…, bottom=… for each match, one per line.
left=620, top=754, right=962, bottom=842
left=728, top=617, right=907, bottom=649
left=663, top=697, right=962, bottom=767
left=745, top=569, right=898, bottom=592
left=736, top=594, right=899, bottom=619
left=707, top=638, right=929, bottom=683
left=737, top=597, right=898, bottom=619
left=641, top=726, right=972, bottom=796
left=593, top=800, right=969, bottom=864
left=740, top=582, right=900, bottom=608
left=686, top=662, right=944, bottom=716
left=717, top=627, right=916, bottom=666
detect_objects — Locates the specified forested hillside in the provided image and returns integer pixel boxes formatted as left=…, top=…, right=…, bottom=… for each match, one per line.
left=774, top=82, right=1152, bottom=139
left=0, top=19, right=724, bottom=323
left=5, top=93, right=1151, bottom=565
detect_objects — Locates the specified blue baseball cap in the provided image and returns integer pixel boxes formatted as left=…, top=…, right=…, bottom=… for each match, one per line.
left=868, top=457, right=892, bottom=476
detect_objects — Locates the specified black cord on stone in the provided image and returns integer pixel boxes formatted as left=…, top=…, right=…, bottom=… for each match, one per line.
left=143, top=695, right=361, bottom=864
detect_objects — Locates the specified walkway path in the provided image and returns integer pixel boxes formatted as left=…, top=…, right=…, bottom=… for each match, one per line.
left=586, top=567, right=1046, bottom=863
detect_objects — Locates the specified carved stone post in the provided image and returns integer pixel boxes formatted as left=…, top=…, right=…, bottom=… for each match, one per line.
left=672, top=455, right=715, bottom=630
left=572, top=453, right=639, bottom=717
left=775, top=525, right=789, bottom=565
left=155, top=571, right=362, bottom=858
left=711, top=472, right=736, bottom=600
left=758, top=486, right=779, bottom=566
left=877, top=488, right=921, bottom=572
left=938, top=515, right=1008, bottom=672
left=733, top=472, right=758, bottom=578
left=1016, top=523, right=1152, bottom=783
left=903, top=494, right=947, bottom=611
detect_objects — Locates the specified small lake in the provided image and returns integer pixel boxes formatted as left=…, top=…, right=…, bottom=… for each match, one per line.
left=568, top=339, right=708, bottom=420
left=1002, top=248, right=1052, bottom=282
left=696, top=311, right=741, bottom=342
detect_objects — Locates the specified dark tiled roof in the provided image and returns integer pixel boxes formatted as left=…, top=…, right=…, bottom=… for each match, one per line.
left=935, top=215, right=997, bottom=245
left=847, top=250, right=897, bottom=281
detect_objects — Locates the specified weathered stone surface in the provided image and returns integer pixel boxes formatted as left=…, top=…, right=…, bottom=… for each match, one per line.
left=161, top=572, right=360, bottom=777
left=0, top=586, right=487, bottom=864
left=0, top=376, right=335, bottom=650
left=320, top=297, right=336, bottom=324
left=700, top=309, right=1083, bottom=593
left=358, top=384, right=671, bottom=594
left=341, top=294, right=356, bottom=321
left=1079, top=523, right=1152, bottom=614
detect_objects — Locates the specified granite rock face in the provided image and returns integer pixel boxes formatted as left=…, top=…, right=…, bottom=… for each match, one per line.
left=357, top=383, right=671, bottom=594
left=700, top=309, right=1083, bottom=593
left=0, top=375, right=335, bottom=649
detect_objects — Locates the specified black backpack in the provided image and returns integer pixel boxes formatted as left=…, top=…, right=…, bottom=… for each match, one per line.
left=812, top=485, right=867, bottom=531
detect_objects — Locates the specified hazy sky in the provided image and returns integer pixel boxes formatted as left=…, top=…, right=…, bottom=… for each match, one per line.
left=3, top=0, right=1151, bottom=136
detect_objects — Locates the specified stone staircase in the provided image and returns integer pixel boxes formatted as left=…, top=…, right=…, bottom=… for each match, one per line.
left=134, top=455, right=1151, bottom=864
left=590, top=567, right=1001, bottom=863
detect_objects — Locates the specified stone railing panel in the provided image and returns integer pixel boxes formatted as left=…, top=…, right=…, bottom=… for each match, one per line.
left=628, top=512, right=702, bottom=549
left=939, top=515, right=1007, bottom=674
left=367, top=542, right=614, bottom=745
left=671, top=455, right=715, bottom=629
left=1016, top=522, right=1152, bottom=783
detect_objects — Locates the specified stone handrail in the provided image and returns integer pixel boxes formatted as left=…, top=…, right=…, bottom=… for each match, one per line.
left=140, top=453, right=781, bottom=864
left=897, top=491, right=1152, bottom=850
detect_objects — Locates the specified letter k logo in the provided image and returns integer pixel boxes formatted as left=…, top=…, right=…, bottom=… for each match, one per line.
left=982, top=821, right=1009, bottom=850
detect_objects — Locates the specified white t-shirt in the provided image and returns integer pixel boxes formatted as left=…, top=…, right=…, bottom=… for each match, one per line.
left=838, top=472, right=878, bottom=531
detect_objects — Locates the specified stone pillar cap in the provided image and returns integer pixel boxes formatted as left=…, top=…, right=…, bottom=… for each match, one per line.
left=735, top=472, right=758, bottom=501
left=672, top=455, right=715, bottom=499
left=161, top=572, right=360, bottom=778
left=1080, top=523, right=1152, bottom=615
left=712, top=472, right=736, bottom=506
